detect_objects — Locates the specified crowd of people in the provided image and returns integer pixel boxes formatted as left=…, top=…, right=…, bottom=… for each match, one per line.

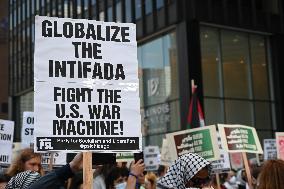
left=0, top=148, right=284, bottom=189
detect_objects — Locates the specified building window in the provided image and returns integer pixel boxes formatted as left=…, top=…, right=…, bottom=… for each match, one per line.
left=125, top=0, right=131, bottom=22
left=135, top=0, right=141, bottom=19
left=200, top=26, right=275, bottom=142
left=138, top=32, right=180, bottom=146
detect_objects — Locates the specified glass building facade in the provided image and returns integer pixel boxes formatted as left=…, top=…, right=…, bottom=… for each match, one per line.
left=9, top=0, right=284, bottom=146
left=200, top=26, right=276, bottom=142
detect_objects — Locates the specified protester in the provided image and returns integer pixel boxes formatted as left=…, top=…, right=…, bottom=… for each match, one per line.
left=5, top=170, right=41, bottom=189
left=6, top=148, right=43, bottom=177
left=0, top=173, right=10, bottom=189
left=126, top=159, right=145, bottom=189
left=145, top=172, right=157, bottom=189
left=26, top=152, right=83, bottom=189
left=93, top=164, right=116, bottom=189
left=236, top=169, right=249, bottom=189
left=257, top=159, right=284, bottom=189
left=128, top=160, right=146, bottom=189
left=222, top=170, right=238, bottom=189
left=156, top=153, right=211, bottom=189
left=157, top=165, right=166, bottom=179
left=69, top=171, right=83, bottom=189
left=251, top=166, right=262, bottom=189
left=105, top=167, right=129, bottom=189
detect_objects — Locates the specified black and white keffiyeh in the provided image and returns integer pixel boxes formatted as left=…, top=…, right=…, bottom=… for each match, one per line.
left=157, top=153, right=211, bottom=189
left=5, top=170, right=40, bottom=189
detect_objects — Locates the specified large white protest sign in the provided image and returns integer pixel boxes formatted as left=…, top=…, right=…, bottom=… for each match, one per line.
left=34, top=16, right=141, bottom=152
left=144, top=146, right=160, bottom=171
left=22, top=112, right=35, bottom=148
left=263, top=139, right=277, bottom=160
left=0, top=120, right=14, bottom=164
left=166, top=125, right=220, bottom=161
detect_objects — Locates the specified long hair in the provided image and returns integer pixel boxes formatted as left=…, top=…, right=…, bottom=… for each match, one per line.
left=257, top=159, right=284, bottom=189
left=6, top=148, right=43, bottom=177
left=146, top=172, right=157, bottom=189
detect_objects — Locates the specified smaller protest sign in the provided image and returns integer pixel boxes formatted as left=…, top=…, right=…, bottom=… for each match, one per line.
left=116, top=153, right=134, bottom=162
left=263, top=139, right=277, bottom=160
left=230, top=153, right=243, bottom=171
left=218, top=124, right=263, bottom=154
left=276, top=132, right=284, bottom=160
left=144, top=146, right=160, bottom=171
left=210, top=134, right=231, bottom=174
left=0, top=120, right=14, bottom=165
left=41, top=152, right=67, bottom=165
left=21, top=112, right=34, bottom=148
left=160, top=138, right=174, bottom=166
left=166, top=125, right=220, bottom=161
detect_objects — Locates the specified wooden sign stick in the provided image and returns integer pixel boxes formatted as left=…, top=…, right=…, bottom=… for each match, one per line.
left=242, top=152, right=253, bottom=189
left=83, top=152, right=93, bottom=189
left=215, top=173, right=221, bottom=189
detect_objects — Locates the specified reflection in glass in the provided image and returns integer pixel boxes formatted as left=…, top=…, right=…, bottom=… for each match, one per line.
left=221, top=30, right=251, bottom=99
left=145, top=0, right=152, bottom=15
left=204, top=98, right=224, bottom=125
left=225, top=100, right=253, bottom=125
left=200, top=27, right=222, bottom=97
left=157, top=0, right=164, bottom=9
left=116, top=1, right=122, bottom=22
left=138, top=32, right=180, bottom=137
left=250, top=35, right=269, bottom=100
left=135, top=0, right=141, bottom=19
left=254, top=102, right=272, bottom=130
left=125, top=0, right=131, bottom=22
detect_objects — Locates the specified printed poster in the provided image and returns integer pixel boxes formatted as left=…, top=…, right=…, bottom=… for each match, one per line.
left=144, top=146, right=160, bottom=171
left=218, top=124, right=263, bottom=154
left=210, top=133, right=231, bottom=174
left=0, top=120, right=14, bottom=164
left=263, top=139, right=277, bottom=160
left=276, top=132, right=284, bottom=160
left=166, top=125, right=220, bottom=161
left=34, top=16, right=141, bottom=152
left=160, top=138, right=174, bottom=166
left=22, top=111, right=35, bottom=148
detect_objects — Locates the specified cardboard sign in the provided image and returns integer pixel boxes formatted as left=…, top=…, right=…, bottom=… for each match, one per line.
left=211, top=134, right=231, bottom=174
left=166, top=125, right=220, bottom=161
left=144, top=146, right=160, bottom=171
left=263, top=139, right=277, bottom=160
left=34, top=16, right=141, bottom=152
left=276, top=132, right=284, bottom=160
left=116, top=153, right=134, bottom=162
left=0, top=120, right=14, bottom=164
left=160, top=138, right=174, bottom=166
left=218, top=124, right=263, bottom=154
left=21, top=112, right=35, bottom=148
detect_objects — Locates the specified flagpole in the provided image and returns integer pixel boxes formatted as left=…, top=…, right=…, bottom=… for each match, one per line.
left=191, top=79, right=195, bottom=94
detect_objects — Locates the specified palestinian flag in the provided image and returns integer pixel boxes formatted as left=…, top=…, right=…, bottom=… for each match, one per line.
left=187, top=86, right=205, bottom=128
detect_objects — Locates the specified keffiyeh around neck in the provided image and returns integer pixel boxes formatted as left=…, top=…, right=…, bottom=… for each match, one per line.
left=157, top=153, right=211, bottom=189
left=5, top=170, right=40, bottom=189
